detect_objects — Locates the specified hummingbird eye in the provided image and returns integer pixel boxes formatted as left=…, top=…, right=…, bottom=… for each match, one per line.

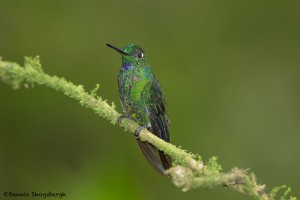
left=137, top=52, right=144, bottom=58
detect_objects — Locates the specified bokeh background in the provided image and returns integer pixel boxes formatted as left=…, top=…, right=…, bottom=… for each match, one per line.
left=1, top=0, right=299, bottom=199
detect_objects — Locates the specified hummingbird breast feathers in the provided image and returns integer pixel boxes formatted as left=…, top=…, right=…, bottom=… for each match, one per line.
left=118, top=66, right=170, bottom=139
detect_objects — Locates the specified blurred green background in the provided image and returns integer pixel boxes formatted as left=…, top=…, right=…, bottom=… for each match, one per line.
left=1, top=0, right=299, bottom=199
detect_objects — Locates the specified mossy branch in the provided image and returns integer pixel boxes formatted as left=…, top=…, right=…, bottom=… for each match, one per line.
left=0, top=56, right=296, bottom=200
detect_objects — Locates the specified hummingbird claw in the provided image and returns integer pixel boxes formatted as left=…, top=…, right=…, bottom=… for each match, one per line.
left=117, top=115, right=130, bottom=125
left=118, top=116, right=149, bottom=139
left=134, top=125, right=147, bottom=139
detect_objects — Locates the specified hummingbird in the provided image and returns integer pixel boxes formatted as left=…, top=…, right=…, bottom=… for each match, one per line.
left=107, top=43, right=172, bottom=174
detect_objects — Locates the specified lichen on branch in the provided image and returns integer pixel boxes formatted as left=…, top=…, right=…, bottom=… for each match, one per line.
left=0, top=56, right=296, bottom=200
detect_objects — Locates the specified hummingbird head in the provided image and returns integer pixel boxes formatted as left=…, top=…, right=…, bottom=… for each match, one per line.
left=106, top=43, right=148, bottom=70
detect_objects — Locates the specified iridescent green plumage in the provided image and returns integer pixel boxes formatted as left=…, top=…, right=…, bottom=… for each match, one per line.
left=107, top=43, right=171, bottom=174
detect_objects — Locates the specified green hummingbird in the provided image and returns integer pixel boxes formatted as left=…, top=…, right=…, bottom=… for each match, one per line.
left=107, top=43, right=171, bottom=174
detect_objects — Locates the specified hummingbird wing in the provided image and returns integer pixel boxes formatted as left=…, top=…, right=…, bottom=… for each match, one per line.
left=136, top=74, right=172, bottom=173
left=146, top=74, right=170, bottom=142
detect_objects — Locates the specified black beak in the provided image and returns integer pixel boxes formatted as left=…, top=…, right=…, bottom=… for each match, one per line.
left=106, top=44, right=129, bottom=56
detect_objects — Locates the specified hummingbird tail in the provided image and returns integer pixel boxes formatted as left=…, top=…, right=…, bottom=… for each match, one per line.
left=136, top=138, right=172, bottom=174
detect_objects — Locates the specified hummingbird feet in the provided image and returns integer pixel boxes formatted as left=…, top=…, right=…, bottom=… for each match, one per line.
left=117, top=115, right=150, bottom=139
left=134, top=126, right=147, bottom=139
left=134, top=124, right=151, bottom=139
left=117, top=115, right=130, bottom=125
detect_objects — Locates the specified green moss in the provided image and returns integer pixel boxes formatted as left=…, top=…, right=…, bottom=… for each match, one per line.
left=91, top=83, right=100, bottom=97
left=205, top=156, right=222, bottom=175
left=270, top=185, right=296, bottom=200
left=24, top=56, right=43, bottom=72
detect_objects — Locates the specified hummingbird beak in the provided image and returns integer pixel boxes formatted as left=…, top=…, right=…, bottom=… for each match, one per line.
left=106, top=44, right=130, bottom=56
